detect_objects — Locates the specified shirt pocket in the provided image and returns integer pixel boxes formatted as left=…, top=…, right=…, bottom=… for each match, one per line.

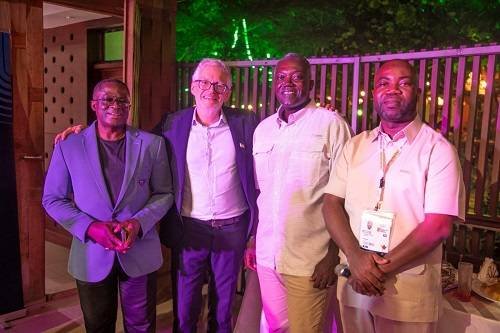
left=253, top=141, right=274, bottom=187
left=287, top=138, right=325, bottom=187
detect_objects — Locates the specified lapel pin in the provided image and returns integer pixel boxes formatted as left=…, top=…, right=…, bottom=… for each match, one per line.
left=239, top=142, right=246, bottom=149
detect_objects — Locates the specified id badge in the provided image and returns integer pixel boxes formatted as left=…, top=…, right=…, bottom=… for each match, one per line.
left=359, top=210, right=395, bottom=254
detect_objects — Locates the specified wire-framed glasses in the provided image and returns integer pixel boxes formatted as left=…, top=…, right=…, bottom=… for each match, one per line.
left=193, top=80, right=229, bottom=94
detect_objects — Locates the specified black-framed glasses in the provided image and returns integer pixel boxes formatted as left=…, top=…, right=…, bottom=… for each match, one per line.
left=193, top=80, right=229, bottom=94
left=94, top=96, right=131, bottom=108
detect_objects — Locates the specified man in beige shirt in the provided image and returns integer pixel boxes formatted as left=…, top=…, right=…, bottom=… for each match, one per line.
left=252, top=53, right=352, bottom=332
left=322, top=59, right=465, bottom=333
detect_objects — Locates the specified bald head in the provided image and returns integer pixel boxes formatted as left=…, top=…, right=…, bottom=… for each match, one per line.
left=376, top=60, right=417, bottom=85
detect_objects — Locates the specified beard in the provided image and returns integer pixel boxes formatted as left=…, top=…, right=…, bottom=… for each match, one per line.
left=375, top=97, right=417, bottom=123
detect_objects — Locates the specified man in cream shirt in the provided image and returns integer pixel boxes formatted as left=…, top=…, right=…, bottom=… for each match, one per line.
left=322, top=59, right=465, bottom=333
left=252, top=53, right=352, bottom=332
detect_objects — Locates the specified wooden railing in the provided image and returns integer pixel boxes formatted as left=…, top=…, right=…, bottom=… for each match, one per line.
left=178, top=44, right=500, bottom=267
left=447, top=217, right=499, bottom=271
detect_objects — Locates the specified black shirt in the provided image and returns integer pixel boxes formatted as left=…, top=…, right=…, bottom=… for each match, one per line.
left=97, top=136, right=126, bottom=206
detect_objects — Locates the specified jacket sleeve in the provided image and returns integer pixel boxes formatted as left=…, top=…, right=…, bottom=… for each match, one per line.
left=42, top=143, right=95, bottom=242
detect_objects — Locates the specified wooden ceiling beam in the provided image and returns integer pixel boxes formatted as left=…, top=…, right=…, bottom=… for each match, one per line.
left=45, top=0, right=123, bottom=17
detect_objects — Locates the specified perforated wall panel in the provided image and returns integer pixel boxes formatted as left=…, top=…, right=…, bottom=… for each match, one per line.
left=43, top=25, right=87, bottom=170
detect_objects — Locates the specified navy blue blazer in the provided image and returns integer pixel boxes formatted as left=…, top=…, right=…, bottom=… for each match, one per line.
left=154, top=107, right=259, bottom=247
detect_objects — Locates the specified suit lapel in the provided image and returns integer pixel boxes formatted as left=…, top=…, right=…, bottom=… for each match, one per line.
left=83, top=123, right=113, bottom=211
left=114, top=127, right=142, bottom=208
left=173, top=108, right=194, bottom=211
left=225, top=109, right=248, bottom=192
left=226, top=109, right=244, bottom=162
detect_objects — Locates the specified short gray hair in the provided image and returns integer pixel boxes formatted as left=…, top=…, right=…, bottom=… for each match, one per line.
left=192, top=58, right=232, bottom=88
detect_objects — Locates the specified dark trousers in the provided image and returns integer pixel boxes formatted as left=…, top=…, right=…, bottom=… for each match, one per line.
left=173, top=214, right=247, bottom=333
left=76, top=261, right=157, bottom=333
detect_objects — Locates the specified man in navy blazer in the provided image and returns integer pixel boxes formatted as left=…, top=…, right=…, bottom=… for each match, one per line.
left=43, top=79, right=174, bottom=333
left=154, top=59, right=258, bottom=333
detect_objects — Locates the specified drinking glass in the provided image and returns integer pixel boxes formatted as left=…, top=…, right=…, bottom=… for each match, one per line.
left=456, top=261, right=473, bottom=301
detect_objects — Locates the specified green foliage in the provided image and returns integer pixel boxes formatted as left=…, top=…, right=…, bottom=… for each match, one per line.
left=176, top=0, right=499, bottom=61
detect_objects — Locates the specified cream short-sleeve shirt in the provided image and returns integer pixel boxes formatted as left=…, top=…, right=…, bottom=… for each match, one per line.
left=254, top=102, right=351, bottom=276
left=325, top=117, right=465, bottom=322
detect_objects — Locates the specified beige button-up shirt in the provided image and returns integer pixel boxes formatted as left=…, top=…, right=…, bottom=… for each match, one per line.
left=253, top=102, right=352, bottom=276
left=325, top=116, right=465, bottom=322
left=181, top=111, right=248, bottom=220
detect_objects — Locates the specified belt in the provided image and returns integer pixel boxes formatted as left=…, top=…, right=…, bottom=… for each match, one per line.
left=183, top=212, right=247, bottom=228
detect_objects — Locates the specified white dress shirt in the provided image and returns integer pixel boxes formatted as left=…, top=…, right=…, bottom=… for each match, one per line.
left=181, top=110, right=248, bottom=220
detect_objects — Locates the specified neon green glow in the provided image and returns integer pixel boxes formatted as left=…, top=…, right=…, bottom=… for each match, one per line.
left=104, top=31, right=123, bottom=61
left=242, top=18, right=253, bottom=61
left=231, top=26, right=239, bottom=49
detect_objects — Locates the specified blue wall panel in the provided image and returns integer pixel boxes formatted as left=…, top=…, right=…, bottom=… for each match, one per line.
left=0, top=31, right=24, bottom=315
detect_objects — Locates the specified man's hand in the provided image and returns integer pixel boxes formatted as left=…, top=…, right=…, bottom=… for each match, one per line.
left=86, top=221, right=123, bottom=250
left=311, top=240, right=339, bottom=289
left=347, top=249, right=389, bottom=296
left=115, top=219, right=142, bottom=253
left=244, top=236, right=256, bottom=271
left=311, top=254, right=338, bottom=289
left=54, top=125, right=85, bottom=144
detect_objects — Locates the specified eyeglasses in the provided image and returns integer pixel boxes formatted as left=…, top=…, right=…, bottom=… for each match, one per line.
left=193, top=80, right=229, bottom=94
left=94, top=96, right=131, bottom=108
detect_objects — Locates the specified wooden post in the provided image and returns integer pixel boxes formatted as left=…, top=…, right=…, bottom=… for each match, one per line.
left=0, top=0, right=45, bottom=308
left=124, top=0, right=177, bottom=130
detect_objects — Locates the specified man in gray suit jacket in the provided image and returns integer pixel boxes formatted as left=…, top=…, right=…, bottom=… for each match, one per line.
left=43, top=79, right=174, bottom=333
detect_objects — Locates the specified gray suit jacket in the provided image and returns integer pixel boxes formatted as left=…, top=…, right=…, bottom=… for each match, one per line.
left=43, top=122, right=174, bottom=282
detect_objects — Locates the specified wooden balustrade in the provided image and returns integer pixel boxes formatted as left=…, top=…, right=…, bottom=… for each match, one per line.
left=446, top=217, right=499, bottom=270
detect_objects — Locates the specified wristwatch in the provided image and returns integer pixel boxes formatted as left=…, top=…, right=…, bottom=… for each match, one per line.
left=336, top=264, right=351, bottom=278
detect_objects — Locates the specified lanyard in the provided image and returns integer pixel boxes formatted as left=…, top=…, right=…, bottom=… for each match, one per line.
left=375, top=135, right=402, bottom=211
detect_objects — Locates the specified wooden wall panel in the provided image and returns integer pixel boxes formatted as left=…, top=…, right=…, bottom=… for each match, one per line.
left=124, top=0, right=177, bottom=130
left=0, top=2, right=10, bottom=32
left=0, top=0, right=45, bottom=307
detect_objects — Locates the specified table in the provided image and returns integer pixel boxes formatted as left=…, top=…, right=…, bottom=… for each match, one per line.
left=438, top=290, right=500, bottom=333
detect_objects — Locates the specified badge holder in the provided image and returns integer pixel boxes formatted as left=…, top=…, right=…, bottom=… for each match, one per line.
left=359, top=210, right=394, bottom=255
left=358, top=136, right=402, bottom=256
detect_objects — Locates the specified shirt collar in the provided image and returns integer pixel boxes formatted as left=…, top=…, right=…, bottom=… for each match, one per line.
left=276, top=100, right=315, bottom=127
left=370, top=115, right=423, bottom=144
left=192, top=107, right=226, bottom=128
